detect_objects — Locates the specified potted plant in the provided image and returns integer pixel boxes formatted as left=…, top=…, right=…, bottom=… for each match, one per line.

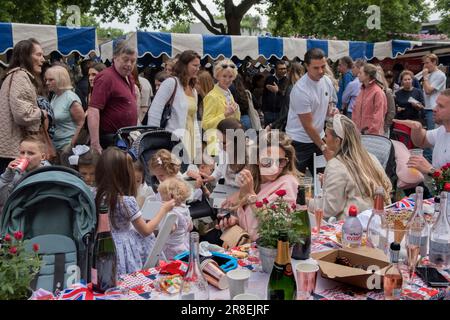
left=0, top=231, right=41, bottom=300
left=254, top=190, right=304, bottom=273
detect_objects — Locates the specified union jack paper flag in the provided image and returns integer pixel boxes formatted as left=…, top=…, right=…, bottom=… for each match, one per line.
left=58, top=284, right=121, bottom=300
left=395, top=197, right=415, bottom=209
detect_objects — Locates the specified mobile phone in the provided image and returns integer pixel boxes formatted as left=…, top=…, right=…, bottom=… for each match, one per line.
left=415, top=266, right=449, bottom=287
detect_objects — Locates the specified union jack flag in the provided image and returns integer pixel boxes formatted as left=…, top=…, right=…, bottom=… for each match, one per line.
left=58, top=284, right=121, bottom=300
left=395, top=197, right=415, bottom=209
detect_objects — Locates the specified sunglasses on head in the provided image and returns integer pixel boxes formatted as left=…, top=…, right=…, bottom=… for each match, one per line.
left=221, top=63, right=236, bottom=69
left=260, top=157, right=289, bottom=168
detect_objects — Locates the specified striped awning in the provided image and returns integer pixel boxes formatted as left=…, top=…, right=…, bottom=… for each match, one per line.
left=0, top=22, right=98, bottom=57
left=100, top=31, right=422, bottom=62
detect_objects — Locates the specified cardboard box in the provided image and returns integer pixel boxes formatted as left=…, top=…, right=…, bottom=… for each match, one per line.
left=311, top=246, right=390, bottom=289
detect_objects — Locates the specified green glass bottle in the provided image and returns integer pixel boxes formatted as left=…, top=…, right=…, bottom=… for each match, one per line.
left=291, top=185, right=312, bottom=260
left=267, top=231, right=297, bottom=300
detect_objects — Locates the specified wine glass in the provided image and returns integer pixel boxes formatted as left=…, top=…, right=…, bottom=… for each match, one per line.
left=314, top=193, right=324, bottom=234
left=405, top=233, right=421, bottom=285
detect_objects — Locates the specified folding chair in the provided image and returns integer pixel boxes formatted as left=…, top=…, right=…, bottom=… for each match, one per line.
left=142, top=212, right=177, bottom=269
left=313, top=153, right=326, bottom=196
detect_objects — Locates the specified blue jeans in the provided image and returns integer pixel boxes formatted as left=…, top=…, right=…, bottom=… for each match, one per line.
left=424, top=109, right=434, bottom=163
left=240, top=115, right=252, bottom=131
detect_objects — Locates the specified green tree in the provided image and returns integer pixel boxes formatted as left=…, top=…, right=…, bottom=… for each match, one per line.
left=91, top=0, right=265, bottom=35
left=435, top=0, right=450, bottom=35
left=267, top=0, right=431, bottom=41
left=161, top=21, right=191, bottom=33
left=0, top=0, right=90, bottom=25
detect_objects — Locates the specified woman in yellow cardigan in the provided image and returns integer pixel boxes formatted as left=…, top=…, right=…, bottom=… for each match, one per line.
left=202, top=59, right=241, bottom=156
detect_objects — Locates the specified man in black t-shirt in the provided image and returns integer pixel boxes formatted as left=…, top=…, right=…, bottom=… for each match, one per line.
left=261, top=60, right=288, bottom=127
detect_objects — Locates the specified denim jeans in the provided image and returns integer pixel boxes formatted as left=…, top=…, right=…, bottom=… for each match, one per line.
left=240, top=115, right=252, bottom=131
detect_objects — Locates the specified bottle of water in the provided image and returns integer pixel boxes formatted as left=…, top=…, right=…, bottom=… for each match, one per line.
left=429, top=191, right=450, bottom=268
left=342, top=205, right=363, bottom=248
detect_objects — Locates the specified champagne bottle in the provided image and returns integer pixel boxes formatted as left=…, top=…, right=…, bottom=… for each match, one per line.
left=291, top=185, right=312, bottom=260
left=92, top=195, right=117, bottom=293
left=268, top=231, right=297, bottom=300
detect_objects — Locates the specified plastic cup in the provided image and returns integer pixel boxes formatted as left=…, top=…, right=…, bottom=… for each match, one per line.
left=409, top=149, right=423, bottom=176
left=226, top=268, right=251, bottom=299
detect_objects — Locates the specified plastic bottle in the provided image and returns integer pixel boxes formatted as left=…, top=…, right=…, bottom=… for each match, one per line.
left=342, top=205, right=363, bottom=248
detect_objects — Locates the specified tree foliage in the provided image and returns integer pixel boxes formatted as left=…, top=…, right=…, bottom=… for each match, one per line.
left=435, top=0, right=450, bottom=35
left=267, top=0, right=431, bottom=41
left=91, top=0, right=265, bottom=35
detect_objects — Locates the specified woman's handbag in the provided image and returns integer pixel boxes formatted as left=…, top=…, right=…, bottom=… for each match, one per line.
left=142, top=77, right=178, bottom=128
left=220, top=225, right=250, bottom=250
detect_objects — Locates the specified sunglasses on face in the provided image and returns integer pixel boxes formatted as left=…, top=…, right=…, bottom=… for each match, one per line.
left=221, top=63, right=236, bottom=69
left=260, top=157, right=289, bottom=168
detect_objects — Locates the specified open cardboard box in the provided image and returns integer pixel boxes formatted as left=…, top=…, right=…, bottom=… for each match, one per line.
left=311, top=246, right=390, bottom=289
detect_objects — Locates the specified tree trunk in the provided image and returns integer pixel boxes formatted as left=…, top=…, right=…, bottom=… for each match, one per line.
left=226, top=16, right=242, bottom=35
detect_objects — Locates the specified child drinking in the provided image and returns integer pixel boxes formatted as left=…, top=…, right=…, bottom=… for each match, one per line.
left=158, top=177, right=193, bottom=260
left=0, top=135, right=49, bottom=212
left=95, top=147, right=175, bottom=275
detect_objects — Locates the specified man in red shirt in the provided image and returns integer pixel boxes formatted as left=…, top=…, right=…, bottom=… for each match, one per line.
left=88, top=41, right=138, bottom=153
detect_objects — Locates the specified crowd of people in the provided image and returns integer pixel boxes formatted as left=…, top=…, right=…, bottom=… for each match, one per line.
left=0, top=37, right=449, bottom=275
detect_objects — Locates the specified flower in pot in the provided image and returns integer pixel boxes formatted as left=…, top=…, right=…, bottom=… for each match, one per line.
left=254, top=190, right=304, bottom=273
left=431, top=163, right=450, bottom=195
left=0, top=231, right=41, bottom=300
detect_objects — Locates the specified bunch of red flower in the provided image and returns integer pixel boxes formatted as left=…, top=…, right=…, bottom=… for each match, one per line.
left=2, top=231, right=39, bottom=254
left=431, top=163, right=450, bottom=193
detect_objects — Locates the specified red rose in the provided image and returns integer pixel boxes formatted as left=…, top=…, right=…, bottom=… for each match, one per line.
left=291, top=203, right=297, bottom=210
left=13, top=231, right=23, bottom=240
left=9, top=247, right=17, bottom=254
left=271, top=205, right=277, bottom=210
left=255, top=201, right=263, bottom=208
left=32, top=243, right=40, bottom=252
left=433, top=170, right=442, bottom=179
left=263, top=198, right=269, bottom=204
left=443, top=164, right=450, bottom=171
left=275, top=190, right=287, bottom=197
left=444, top=183, right=450, bottom=192
left=4, top=234, right=11, bottom=242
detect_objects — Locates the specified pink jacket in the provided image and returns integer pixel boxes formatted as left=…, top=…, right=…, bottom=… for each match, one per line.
left=237, top=174, right=299, bottom=242
left=352, top=81, right=387, bottom=135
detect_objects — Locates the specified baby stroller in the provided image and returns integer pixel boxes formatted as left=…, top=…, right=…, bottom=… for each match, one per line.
left=0, top=166, right=96, bottom=292
left=116, top=126, right=218, bottom=242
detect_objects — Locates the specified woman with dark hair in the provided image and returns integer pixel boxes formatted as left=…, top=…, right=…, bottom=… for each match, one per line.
left=147, top=50, right=201, bottom=162
left=87, top=62, right=107, bottom=106
left=0, top=38, right=46, bottom=172
left=232, top=74, right=252, bottom=130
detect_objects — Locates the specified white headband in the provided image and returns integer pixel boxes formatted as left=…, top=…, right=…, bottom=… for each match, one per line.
left=68, top=145, right=90, bottom=166
left=333, top=114, right=345, bottom=139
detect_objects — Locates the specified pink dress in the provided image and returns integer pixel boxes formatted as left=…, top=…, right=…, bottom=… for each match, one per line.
left=237, top=174, right=299, bottom=241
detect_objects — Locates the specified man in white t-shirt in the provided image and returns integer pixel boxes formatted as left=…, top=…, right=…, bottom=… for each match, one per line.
left=285, top=48, right=334, bottom=174
left=393, top=89, right=450, bottom=175
left=422, top=54, right=447, bottom=131
left=138, top=74, right=153, bottom=124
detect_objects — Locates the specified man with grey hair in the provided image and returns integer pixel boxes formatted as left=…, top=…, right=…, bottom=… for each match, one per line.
left=88, top=41, right=138, bottom=153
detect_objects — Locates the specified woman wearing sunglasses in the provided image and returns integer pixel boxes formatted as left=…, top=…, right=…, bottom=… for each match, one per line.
left=321, top=114, right=392, bottom=220
left=202, top=59, right=241, bottom=156
left=217, top=131, right=302, bottom=241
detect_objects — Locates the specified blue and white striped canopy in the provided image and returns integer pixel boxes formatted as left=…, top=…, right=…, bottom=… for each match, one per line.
left=100, top=31, right=422, bottom=62
left=0, top=22, right=98, bottom=56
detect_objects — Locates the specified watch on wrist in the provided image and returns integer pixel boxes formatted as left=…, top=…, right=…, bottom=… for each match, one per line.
left=428, top=167, right=436, bottom=177
left=247, top=194, right=257, bottom=205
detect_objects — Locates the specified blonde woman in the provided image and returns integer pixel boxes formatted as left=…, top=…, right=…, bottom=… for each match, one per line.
left=322, top=114, right=392, bottom=220
left=202, top=59, right=240, bottom=155
left=45, top=65, right=85, bottom=162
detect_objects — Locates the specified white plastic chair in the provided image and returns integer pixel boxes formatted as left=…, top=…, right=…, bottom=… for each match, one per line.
left=143, top=212, right=177, bottom=269
left=313, top=153, right=326, bottom=196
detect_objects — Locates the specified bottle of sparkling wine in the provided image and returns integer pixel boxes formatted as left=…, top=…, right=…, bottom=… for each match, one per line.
left=268, top=231, right=297, bottom=300
left=92, top=195, right=117, bottom=293
left=429, top=191, right=450, bottom=267
left=406, top=186, right=428, bottom=258
left=291, top=185, right=312, bottom=260
left=383, top=242, right=403, bottom=300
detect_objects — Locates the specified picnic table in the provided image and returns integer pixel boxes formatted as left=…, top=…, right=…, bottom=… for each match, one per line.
left=34, top=220, right=449, bottom=300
